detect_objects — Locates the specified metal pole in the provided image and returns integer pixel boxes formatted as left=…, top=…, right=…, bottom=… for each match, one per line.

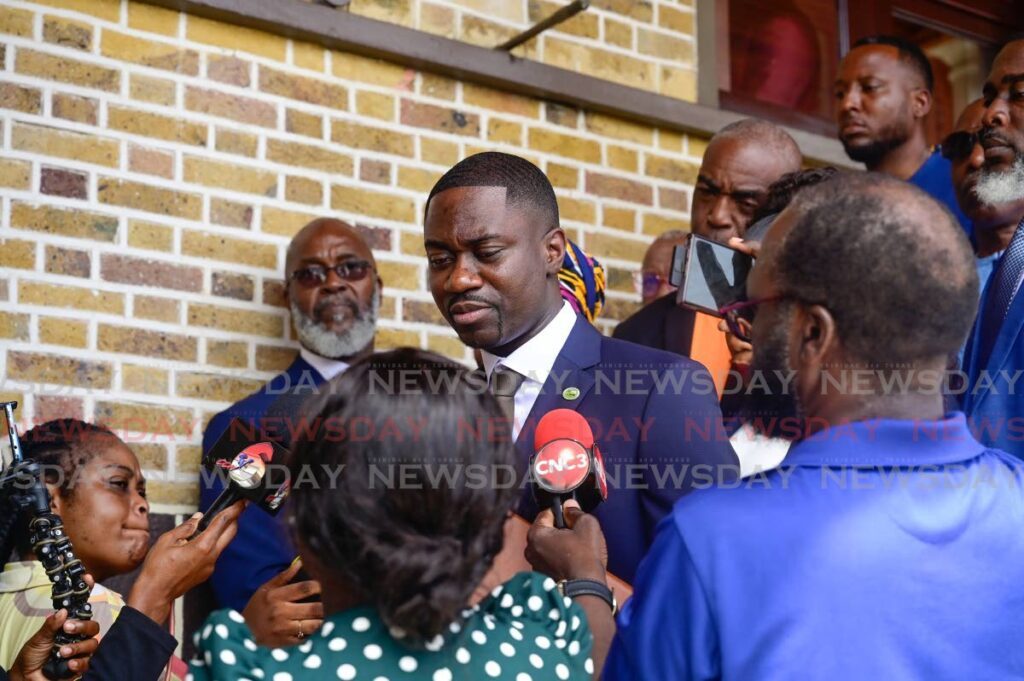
left=496, top=0, right=590, bottom=52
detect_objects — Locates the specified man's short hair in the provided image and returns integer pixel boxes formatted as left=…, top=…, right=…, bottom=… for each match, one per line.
left=853, top=35, right=934, bottom=92
left=425, top=152, right=559, bottom=231
left=775, top=172, right=977, bottom=365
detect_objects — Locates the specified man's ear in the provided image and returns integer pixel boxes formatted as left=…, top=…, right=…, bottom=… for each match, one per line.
left=545, top=227, right=567, bottom=275
left=795, top=304, right=837, bottom=372
left=911, top=87, right=932, bottom=120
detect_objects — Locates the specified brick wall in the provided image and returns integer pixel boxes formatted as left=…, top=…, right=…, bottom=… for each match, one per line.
left=0, top=0, right=707, bottom=512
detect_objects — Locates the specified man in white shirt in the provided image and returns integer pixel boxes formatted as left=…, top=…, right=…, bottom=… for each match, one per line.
left=423, top=152, right=739, bottom=583
left=200, top=217, right=382, bottom=612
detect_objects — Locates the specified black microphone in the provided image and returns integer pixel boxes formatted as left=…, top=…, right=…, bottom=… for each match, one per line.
left=530, top=409, right=608, bottom=528
left=195, top=422, right=291, bottom=537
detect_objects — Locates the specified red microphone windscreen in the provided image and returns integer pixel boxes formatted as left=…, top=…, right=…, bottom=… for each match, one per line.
left=534, top=409, right=595, bottom=450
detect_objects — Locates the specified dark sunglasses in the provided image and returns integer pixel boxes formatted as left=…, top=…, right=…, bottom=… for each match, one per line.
left=289, top=260, right=374, bottom=288
left=940, top=131, right=978, bottom=163
left=717, top=296, right=782, bottom=343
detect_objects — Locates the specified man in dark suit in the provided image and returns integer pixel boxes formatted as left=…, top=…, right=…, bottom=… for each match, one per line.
left=614, top=119, right=802, bottom=382
left=962, top=38, right=1024, bottom=459
left=200, top=218, right=382, bottom=612
left=423, top=152, right=738, bottom=583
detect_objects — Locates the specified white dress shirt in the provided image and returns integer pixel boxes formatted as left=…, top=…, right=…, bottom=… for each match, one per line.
left=299, top=347, right=350, bottom=382
left=481, top=301, right=578, bottom=441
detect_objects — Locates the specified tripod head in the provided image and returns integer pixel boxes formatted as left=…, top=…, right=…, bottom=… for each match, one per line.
left=1, top=401, right=93, bottom=679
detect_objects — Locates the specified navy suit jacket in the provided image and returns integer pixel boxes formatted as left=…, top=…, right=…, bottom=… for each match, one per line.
left=514, top=316, right=739, bottom=583
left=200, top=356, right=326, bottom=611
left=962, top=277, right=1024, bottom=459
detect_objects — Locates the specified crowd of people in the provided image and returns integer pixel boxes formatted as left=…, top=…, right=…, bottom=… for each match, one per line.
left=1, top=31, right=1023, bottom=681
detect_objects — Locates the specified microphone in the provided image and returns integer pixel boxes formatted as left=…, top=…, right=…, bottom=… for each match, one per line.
left=196, top=422, right=292, bottom=537
left=530, top=409, right=608, bottom=529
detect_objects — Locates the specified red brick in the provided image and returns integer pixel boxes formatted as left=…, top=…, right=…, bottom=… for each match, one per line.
left=210, top=198, right=253, bottom=229
left=212, top=271, right=254, bottom=300
left=354, top=224, right=392, bottom=250
left=207, top=55, right=250, bottom=86
left=585, top=171, right=653, bottom=205
left=97, top=325, right=198, bottom=362
left=185, top=86, right=277, bottom=128
left=41, top=167, right=87, bottom=199
left=360, top=159, right=391, bottom=184
left=36, top=395, right=85, bottom=422
left=52, top=93, right=97, bottom=124
left=545, top=102, right=579, bottom=128
left=7, top=351, right=112, bottom=389
left=0, top=82, right=42, bottom=114
left=44, top=246, right=91, bottom=277
left=400, top=100, right=480, bottom=137
left=101, top=254, right=203, bottom=292
left=660, top=186, right=689, bottom=212
left=258, top=66, right=348, bottom=107
left=128, top=145, right=174, bottom=179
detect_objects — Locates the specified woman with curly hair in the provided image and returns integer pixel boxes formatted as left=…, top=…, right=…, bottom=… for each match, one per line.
left=193, top=348, right=596, bottom=680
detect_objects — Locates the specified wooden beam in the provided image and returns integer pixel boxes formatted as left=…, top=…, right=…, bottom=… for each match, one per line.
left=139, top=0, right=854, bottom=166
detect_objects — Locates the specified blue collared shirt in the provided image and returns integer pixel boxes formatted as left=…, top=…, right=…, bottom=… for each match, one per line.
left=910, top=149, right=973, bottom=239
left=604, top=413, right=1024, bottom=680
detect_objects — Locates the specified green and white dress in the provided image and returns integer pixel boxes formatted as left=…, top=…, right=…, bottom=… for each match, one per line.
left=190, top=572, right=595, bottom=680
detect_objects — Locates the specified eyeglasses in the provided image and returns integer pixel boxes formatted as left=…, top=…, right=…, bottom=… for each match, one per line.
left=632, top=271, right=668, bottom=298
left=289, top=260, right=374, bottom=288
left=717, top=296, right=782, bottom=343
left=940, top=131, right=978, bottom=163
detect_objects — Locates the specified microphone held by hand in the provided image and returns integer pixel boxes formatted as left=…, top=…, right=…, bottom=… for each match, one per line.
left=530, top=409, right=608, bottom=528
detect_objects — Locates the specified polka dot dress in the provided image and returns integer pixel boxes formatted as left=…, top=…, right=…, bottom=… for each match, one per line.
left=190, top=572, right=593, bottom=680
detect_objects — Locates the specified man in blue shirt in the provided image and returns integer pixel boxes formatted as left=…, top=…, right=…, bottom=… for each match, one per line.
left=835, top=35, right=972, bottom=237
left=528, top=173, right=1024, bottom=679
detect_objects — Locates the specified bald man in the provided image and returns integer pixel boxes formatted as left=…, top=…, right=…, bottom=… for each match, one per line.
left=614, top=119, right=801, bottom=395
left=200, top=218, right=382, bottom=613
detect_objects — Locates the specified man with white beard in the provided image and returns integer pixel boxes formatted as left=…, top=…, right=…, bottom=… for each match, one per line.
left=962, top=38, right=1024, bottom=460
left=200, top=218, right=382, bottom=612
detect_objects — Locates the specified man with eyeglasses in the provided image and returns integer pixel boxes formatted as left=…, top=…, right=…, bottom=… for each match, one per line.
left=534, top=172, right=1024, bottom=680
left=199, top=218, right=382, bottom=613
left=614, top=119, right=801, bottom=395
left=835, top=35, right=973, bottom=236
left=631, top=231, right=690, bottom=306
left=961, top=37, right=1024, bottom=460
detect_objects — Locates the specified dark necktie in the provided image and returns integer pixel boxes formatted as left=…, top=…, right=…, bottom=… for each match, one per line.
left=978, top=216, right=1024, bottom=369
left=489, top=365, right=526, bottom=424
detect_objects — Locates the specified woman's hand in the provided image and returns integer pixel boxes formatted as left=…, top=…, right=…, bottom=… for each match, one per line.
left=9, top=610, right=100, bottom=681
left=243, top=560, right=324, bottom=647
left=127, top=502, right=244, bottom=625
left=525, top=500, right=608, bottom=584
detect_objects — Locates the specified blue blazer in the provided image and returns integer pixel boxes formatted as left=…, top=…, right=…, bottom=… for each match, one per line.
left=514, top=316, right=739, bottom=583
left=962, top=281, right=1024, bottom=460
left=200, top=355, right=325, bottom=611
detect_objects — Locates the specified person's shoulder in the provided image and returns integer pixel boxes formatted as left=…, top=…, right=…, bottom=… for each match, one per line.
left=203, top=358, right=308, bottom=433
left=599, top=333, right=703, bottom=371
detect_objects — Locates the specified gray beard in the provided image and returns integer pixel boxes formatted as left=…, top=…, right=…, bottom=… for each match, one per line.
left=973, top=155, right=1024, bottom=207
left=290, top=294, right=379, bottom=360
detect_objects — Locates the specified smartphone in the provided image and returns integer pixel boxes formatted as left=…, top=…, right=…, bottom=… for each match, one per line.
left=675, top=235, right=754, bottom=316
